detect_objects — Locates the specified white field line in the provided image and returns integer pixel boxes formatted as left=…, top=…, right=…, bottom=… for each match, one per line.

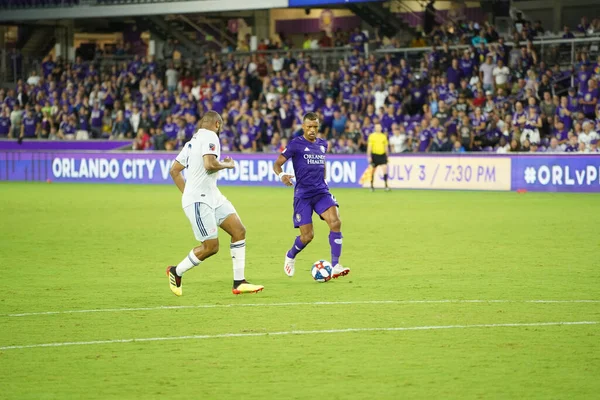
left=0, top=321, right=597, bottom=351
left=3, top=299, right=600, bottom=318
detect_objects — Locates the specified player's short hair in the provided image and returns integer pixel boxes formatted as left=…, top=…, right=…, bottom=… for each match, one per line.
left=199, top=110, right=223, bottom=131
left=303, top=112, right=319, bottom=123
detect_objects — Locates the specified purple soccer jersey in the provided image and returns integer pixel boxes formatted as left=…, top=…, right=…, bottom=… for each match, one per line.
left=555, top=106, right=572, bottom=129
left=90, top=109, right=103, bottom=128
left=0, top=116, right=10, bottom=135
left=22, top=117, right=37, bottom=137
left=163, top=122, right=179, bottom=139
left=582, top=88, right=598, bottom=115
left=282, top=136, right=337, bottom=228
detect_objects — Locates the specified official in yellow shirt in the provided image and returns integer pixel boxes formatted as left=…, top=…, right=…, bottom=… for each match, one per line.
left=367, top=124, right=390, bottom=192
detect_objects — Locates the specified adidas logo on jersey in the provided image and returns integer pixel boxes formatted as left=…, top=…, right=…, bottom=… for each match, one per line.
left=304, top=147, right=310, bottom=151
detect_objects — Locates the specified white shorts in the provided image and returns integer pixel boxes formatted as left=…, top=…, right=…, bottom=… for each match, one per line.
left=183, top=201, right=237, bottom=241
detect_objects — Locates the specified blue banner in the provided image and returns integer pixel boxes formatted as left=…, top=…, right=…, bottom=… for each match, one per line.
left=0, top=151, right=368, bottom=188
left=511, top=155, right=600, bottom=193
left=1, top=151, right=599, bottom=193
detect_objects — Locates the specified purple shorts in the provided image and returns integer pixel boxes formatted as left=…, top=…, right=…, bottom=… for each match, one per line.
left=293, top=192, right=338, bottom=228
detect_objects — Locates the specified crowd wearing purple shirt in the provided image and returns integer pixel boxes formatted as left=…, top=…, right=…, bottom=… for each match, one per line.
left=2, top=21, right=600, bottom=154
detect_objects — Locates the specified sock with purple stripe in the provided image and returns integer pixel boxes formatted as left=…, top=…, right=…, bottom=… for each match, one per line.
left=286, top=236, right=307, bottom=259
left=176, top=249, right=201, bottom=276
left=329, top=231, right=343, bottom=266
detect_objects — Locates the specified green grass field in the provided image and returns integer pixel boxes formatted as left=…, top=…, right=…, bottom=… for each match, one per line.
left=0, top=182, right=599, bottom=399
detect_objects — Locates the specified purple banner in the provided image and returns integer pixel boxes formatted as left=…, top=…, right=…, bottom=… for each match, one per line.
left=512, top=155, right=600, bottom=193
left=0, top=139, right=132, bottom=151
left=0, top=151, right=367, bottom=188
left=2, top=151, right=599, bottom=193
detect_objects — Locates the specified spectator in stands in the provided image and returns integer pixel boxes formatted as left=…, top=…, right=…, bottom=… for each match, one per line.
left=536, top=75, right=553, bottom=100
left=577, top=17, right=591, bottom=34
left=0, top=107, right=10, bottom=137
left=509, top=139, right=521, bottom=152
left=579, top=121, right=600, bottom=149
left=546, top=137, right=562, bottom=153
left=563, top=135, right=577, bottom=152
left=532, top=21, right=545, bottom=37
left=9, top=104, right=22, bottom=138
left=540, top=91, right=556, bottom=137
left=271, top=53, right=284, bottom=72
left=520, top=106, right=542, bottom=146
left=133, top=128, right=151, bottom=150
left=389, top=124, right=409, bottom=153
left=318, top=32, right=333, bottom=48
left=485, top=25, right=499, bottom=43
left=302, top=35, right=312, bottom=50
left=26, top=70, right=40, bottom=87
left=165, top=63, right=178, bottom=93
left=76, top=108, right=90, bottom=140
left=496, top=136, right=510, bottom=153
left=493, top=59, right=510, bottom=92
left=112, top=111, right=130, bottom=139
left=471, top=30, right=488, bottom=46
left=431, top=128, right=451, bottom=152
left=20, top=108, right=38, bottom=140
left=562, top=25, right=575, bottom=39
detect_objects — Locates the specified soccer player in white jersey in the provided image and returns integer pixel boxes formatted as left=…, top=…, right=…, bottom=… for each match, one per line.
left=167, top=111, right=264, bottom=296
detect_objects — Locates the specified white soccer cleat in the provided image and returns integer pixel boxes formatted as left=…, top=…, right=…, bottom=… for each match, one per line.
left=284, top=256, right=296, bottom=277
left=331, top=264, right=350, bottom=279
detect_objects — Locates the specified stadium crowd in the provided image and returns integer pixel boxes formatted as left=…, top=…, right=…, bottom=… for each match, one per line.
left=2, top=18, right=600, bottom=154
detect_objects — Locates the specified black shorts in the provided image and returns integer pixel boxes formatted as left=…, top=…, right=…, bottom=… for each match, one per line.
left=371, top=153, right=388, bottom=166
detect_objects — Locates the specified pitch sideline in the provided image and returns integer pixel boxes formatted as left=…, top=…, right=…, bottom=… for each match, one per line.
left=3, top=299, right=600, bottom=318
left=1, top=321, right=597, bottom=351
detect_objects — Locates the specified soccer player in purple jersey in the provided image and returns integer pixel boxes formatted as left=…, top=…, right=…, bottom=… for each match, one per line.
left=273, top=112, right=350, bottom=279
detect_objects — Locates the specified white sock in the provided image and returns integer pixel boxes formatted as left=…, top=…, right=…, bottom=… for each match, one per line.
left=176, top=250, right=201, bottom=276
left=230, top=240, right=246, bottom=281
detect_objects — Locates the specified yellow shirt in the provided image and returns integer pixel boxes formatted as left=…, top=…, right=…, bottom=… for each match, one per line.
left=368, top=132, right=388, bottom=155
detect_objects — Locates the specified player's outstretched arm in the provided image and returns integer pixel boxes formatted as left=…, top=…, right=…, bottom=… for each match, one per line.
left=203, top=155, right=235, bottom=173
left=170, top=160, right=186, bottom=194
left=273, top=154, right=294, bottom=187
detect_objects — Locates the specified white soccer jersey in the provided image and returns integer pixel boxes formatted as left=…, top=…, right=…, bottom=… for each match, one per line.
left=175, top=128, right=227, bottom=209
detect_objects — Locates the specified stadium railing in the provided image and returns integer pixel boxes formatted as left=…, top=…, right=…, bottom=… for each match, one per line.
left=218, top=46, right=352, bottom=71
left=89, top=46, right=353, bottom=73
left=373, top=36, right=600, bottom=69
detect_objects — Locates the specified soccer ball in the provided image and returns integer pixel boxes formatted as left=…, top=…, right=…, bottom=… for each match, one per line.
left=311, top=260, right=333, bottom=282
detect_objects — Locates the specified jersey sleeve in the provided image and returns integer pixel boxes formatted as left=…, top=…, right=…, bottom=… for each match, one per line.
left=281, top=141, right=295, bottom=160
left=200, top=132, right=220, bottom=157
left=175, top=142, right=191, bottom=168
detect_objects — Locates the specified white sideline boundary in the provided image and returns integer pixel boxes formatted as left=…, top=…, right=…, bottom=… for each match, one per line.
left=0, top=321, right=596, bottom=351
left=3, top=299, right=600, bottom=318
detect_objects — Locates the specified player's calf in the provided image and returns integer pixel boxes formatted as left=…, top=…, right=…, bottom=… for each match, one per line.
left=300, top=231, right=314, bottom=245
left=198, top=239, right=219, bottom=259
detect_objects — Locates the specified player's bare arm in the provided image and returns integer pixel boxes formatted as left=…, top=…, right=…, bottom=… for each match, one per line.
left=274, top=154, right=294, bottom=186
left=203, top=154, right=235, bottom=172
left=170, top=160, right=186, bottom=194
